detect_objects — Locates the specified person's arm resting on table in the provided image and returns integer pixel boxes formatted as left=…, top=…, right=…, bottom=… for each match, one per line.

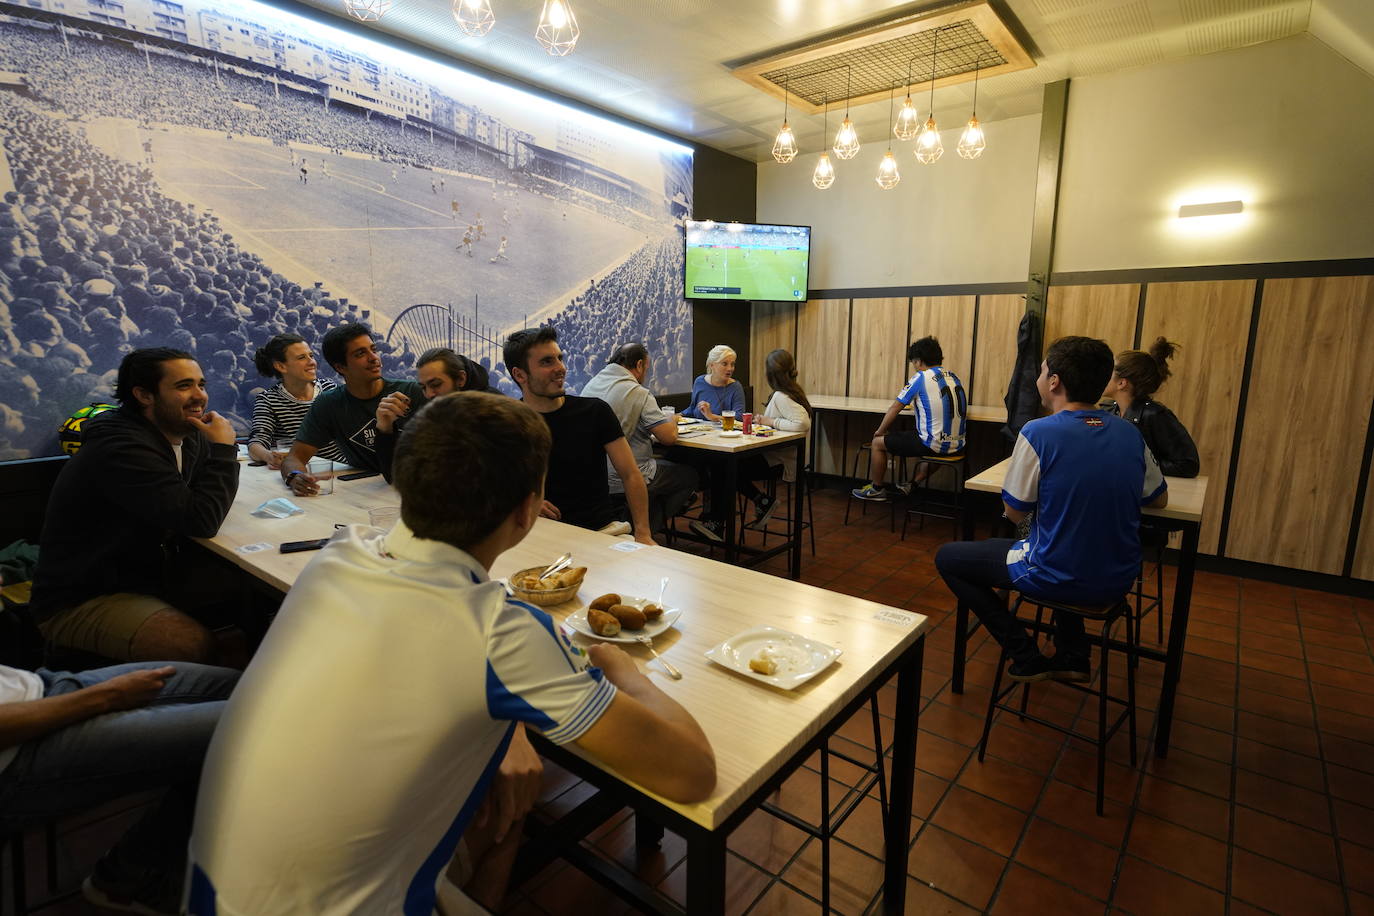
left=1000, top=433, right=1040, bottom=526
left=1142, top=445, right=1169, bottom=510
left=606, top=437, right=655, bottom=545
left=648, top=417, right=677, bottom=446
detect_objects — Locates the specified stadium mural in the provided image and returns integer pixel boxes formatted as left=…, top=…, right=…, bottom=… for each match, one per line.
left=0, top=0, right=694, bottom=458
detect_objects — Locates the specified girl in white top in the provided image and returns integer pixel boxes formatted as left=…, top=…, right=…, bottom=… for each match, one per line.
left=756, top=348, right=812, bottom=482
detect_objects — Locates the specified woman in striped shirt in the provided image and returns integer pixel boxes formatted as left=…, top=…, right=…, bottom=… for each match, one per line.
left=248, top=334, right=344, bottom=469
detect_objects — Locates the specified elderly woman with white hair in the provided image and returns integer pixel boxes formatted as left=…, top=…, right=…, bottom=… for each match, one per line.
left=684, top=344, right=745, bottom=421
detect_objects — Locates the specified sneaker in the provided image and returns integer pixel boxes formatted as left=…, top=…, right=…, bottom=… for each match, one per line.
left=1049, top=654, right=1091, bottom=683
left=1006, top=655, right=1056, bottom=683
left=754, top=494, right=778, bottom=525
left=851, top=483, right=889, bottom=502
left=82, top=859, right=180, bottom=916
left=894, top=481, right=913, bottom=496
left=689, top=519, right=724, bottom=543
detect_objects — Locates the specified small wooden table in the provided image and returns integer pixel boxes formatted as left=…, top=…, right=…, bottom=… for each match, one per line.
left=957, top=458, right=1208, bottom=757
left=195, top=465, right=930, bottom=914
left=670, top=424, right=808, bottom=579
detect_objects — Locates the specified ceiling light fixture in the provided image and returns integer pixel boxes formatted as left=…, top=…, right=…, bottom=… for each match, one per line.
left=343, top=0, right=390, bottom=22
left=452, top=0, right=494, bottom=36
left=957, top=54, right=987, bottom=160
left=893, top=58, right=920, bottom=141
left=876, top=80, right=900, bottom=190
left=813, top=93, right=835, bottom=190
left=535, top=0, right=579, bottom=56
left=915, top=27, right=944, bottom=164
left=772, top=76, right=798, bottom=164
left=833, top=65, right=860, bottom=160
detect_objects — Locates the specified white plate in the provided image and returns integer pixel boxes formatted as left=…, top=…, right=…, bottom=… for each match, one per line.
left=565, top=597, right=682, bottom=643
left=705, top=626, right=842, bottom=689
left=675, top=416, right=703, bottom=425
left=719, top=429, right=743, bottom=438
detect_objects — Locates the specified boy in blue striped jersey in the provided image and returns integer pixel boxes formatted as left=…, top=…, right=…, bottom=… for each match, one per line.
left=853, top=336, right=968, bottom=501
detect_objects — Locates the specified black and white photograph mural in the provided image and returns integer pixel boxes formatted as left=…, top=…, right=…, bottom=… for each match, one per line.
left=0, top=0, right=694, bottom=458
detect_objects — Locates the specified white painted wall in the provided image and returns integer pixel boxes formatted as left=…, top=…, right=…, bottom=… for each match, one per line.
left=756, top=113, right=1041, bottom=290
left=1055, top=33, right=1374, bottom=272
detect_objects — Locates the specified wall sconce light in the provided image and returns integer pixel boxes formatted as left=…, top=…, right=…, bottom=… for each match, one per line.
left=1178, top=200, right=1243, bottom=218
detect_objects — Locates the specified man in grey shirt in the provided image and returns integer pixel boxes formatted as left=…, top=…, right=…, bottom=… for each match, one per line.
left=581, top=343, right=699, bottom=534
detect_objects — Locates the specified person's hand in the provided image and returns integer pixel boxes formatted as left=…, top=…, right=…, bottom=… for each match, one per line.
left=266, top=450, right=288, bottom=471
left=697, top=401, right=714, bottom=420
left=198, top=410, right=236, bottom=445
left=634, top=532, right=656, bottom=547
left=475, top=724, right=543, bottom=843
left=375, top=392, right=411, bottom=434
left=95, top=666, right=175, bottom=712
left=539, top=500, right=561, bottom=520
left=585, top=644, right=643, bottom=686
left=287, top=471, right=320, bottom=496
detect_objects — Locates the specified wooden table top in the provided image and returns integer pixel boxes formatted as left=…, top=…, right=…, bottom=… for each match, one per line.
left=965, top=457, right=1208, bottom=524
left=670, top=423, right=808, bottom=454
left=197, top=465, right=930, bottom=831
left=809, top=394, right=1007, bottom=425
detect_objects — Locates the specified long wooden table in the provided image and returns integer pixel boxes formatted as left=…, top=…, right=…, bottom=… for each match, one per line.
left=957, top=458, right=1209, bottom=757
left=670, top=424, right=808, bottom=578
left=196, top=466, right=929, bottom=914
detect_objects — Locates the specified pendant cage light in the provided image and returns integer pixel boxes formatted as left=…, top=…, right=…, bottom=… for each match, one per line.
left=772, top=76, right=798, bottom=164
left=536, top=0, right=579, bottom=56
left=832, top=66, right=860, bottom=160
left=915, top=27, right=944, bottom=164
left=813, top=94, right=836, bottom=189
left=344, top=0, right=391, bottom=22
left=876, top=81, right=900, bottom=189
left=452, top=0, right=494, bottom=36
left=957, top=55, right=988, bottom=160
left=893, top=58, right=920, bottom=141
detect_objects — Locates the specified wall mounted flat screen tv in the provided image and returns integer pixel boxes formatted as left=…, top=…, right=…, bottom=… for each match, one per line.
left=683, top=220, right=810, bottom=301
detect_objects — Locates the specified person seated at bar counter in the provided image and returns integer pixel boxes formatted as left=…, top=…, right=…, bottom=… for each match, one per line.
left=504, top=327, right=655, bottom=546
left=1101, top=337, right=1200, bottom=477
left=280, top=322, right=423, bottom=495
left=246, top=333, right=345, bottom=470
left=187, top=392, right=715, bottom=915
left=683, top=344, right=744, bottom=421
left=30, top=348, right=240, bottom=663
left=375, top=347, right=502, bottom=483
left=934, top=336, right=1168, bottom=682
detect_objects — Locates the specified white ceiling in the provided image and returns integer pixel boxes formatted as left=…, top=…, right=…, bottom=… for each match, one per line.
left=296, top=0, right=1372, bottom=162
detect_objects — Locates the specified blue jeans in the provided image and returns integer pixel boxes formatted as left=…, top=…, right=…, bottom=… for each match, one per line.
left=0, top=662, right=238, bottom=874
left=935, top=539, right=1088, bottom=663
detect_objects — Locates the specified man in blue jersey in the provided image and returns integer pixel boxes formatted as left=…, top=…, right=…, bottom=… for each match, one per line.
left=188, top=393, right=715, bottom=915
left=853, top=336, right=967, bottom=501
left=934, top=336, right=1168, bottom=682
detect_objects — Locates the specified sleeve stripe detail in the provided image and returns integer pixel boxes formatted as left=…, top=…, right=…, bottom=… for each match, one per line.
left=542, top=677, right=617, bottom=745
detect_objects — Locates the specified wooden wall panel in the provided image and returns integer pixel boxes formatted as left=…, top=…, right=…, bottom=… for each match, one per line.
left=1140, top=280, right=1255, bottom=555
left=795, top=298, right=850, bottom=399
left=910, top=296, right=976, bottom=391
left=848, top=298, right=909, bottom=399
left=749, top=301, right=797, bottom=401
left=1227, top=276, right=1374, bottom=574
left=1045, top=284, right=1140, bottom=355
left=1355, top=457, right=1374, bottom=581
left=973, top=293, right=1023, bottom=407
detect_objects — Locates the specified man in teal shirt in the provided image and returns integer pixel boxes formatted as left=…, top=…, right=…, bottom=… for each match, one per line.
left=281, top=323, right=423, bottom=494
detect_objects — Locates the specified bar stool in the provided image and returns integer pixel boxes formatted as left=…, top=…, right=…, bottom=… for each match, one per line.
left=900, top=452, right=967, bottom=541
left=1133, top=523, right=1170, bottom=647
left=843, top=442, right=905, bottom=531
left=740, top=462, right=816, bottom=556
left=976, top=593, right=1138, bottom=815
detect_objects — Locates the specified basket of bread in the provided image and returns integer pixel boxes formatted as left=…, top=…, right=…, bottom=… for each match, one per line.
left=509, top=565, right=587, bottom=606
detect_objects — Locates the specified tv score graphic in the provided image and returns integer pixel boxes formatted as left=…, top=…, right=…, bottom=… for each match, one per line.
left=684, top=220, right=810, bottom=301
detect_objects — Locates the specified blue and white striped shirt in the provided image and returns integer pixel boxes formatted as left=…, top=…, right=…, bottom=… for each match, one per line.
left=896, top=367, right=967, bottom=454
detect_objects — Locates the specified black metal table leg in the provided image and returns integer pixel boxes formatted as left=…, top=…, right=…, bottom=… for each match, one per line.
left=684, top=830, right=727, bottom=914
left=1154, top=521, right=1199, bottom=757
left=790, top=435, right=805, bottom=580
left=883, top=638, right=924, bottom=914
left=951, top=497, right=977, bottom=694
left=722, top=453, right=739, bottom=566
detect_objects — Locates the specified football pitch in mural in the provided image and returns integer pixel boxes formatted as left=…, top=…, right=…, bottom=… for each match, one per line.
left=0, top=0, right=693, bottom=458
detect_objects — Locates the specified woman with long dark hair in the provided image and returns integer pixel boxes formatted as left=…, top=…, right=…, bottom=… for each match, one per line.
left=1102, top=337, right=1199, bottom=477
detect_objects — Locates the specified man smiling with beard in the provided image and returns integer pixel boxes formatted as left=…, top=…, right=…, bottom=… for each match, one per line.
left=30, top=348, right=241, bottom=663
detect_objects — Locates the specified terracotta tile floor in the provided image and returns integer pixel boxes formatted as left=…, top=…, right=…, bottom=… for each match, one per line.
left=507, top=488, right=1374, bottom=915
left=17, top=488, right=1374, bottom=915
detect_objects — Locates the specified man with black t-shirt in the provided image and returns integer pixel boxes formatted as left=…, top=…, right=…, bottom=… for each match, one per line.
left=504, top=328, right=654, bottom=545
left=281, top=323, right=422, bottom=494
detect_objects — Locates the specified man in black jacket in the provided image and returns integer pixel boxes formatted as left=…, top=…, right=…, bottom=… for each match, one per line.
left=30, top=348, right=240, bottom=662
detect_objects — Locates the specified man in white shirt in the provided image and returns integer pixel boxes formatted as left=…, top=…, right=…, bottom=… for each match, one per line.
left=188, top=392, right=714, bottom=915
left=580, top=342, right=698, bottom=534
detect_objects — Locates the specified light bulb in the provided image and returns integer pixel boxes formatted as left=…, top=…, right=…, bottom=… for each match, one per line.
left=812, top=152, right=835, bottom=190
left=957, top=116, right=986, bottom=160
left=914, top=116, right=943, bottom=164
left=875, top=150, right=900, bottom=189
left=452, top=0, right=494, bottom=36
left=833, top=117, right=859, bottom=160
left=771, top=122, right=798, bottom=164
left=536, top=0, right=579, bottom=55
left=343, top=0, right=390, bottom=21
left=893, top=97, right=920, bottom=141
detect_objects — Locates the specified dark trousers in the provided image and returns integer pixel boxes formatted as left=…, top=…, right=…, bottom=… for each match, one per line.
left=935, top=539, right=1089, bottom=663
